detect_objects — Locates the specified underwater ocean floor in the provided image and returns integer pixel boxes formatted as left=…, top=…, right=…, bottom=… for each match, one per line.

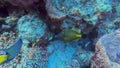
left=0, top=0, right=120, bottom=68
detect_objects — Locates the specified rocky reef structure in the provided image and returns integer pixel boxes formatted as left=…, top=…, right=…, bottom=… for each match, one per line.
left=4, top=0, right=39, bottom=9
left=91, top=40, right=110, bottom=68
left=45, top=0, right=114, bottom=34
left=91, top=29, right=120, bottom=68
left=0, top=0, right=120, bottom=68
left=17, top=13, right=47, bottom=43
left=47, top=40, right=93, bottom=68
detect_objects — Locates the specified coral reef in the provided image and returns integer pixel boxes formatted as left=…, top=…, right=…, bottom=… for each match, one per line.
left=23, top=47, right=48, bottom=68
left=98, top=30, right=120, bottom=64
left=0, top=0, right=120, bottom=68
left=91, top=29, right=120, bottom=68
left=17, top=13, right=47, bottom=42
left=47, top=40, right=93, bottom=68
left=45, top=0, right=66, bottom=22
left=4, top=0, right=39, bottom=9
left=91, top=41, right=110, bottom=68
left=47, top=41, right=76, bottom=68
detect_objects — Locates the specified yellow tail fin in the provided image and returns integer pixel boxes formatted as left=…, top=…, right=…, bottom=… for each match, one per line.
left=0, top=55, right=8, bottom=64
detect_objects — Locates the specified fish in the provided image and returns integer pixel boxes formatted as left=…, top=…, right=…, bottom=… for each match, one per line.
left=61, top=29, right=82, bottom=42
left=0, top=37, right=23, bottom=64
left=0, top=55, right=8, bottom=64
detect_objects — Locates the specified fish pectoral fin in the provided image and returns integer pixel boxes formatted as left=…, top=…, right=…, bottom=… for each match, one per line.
left=0, top=55, right=8, bottom=64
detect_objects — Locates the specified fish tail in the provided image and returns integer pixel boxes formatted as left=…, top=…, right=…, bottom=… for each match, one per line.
left=0, top=55, right=8, bottom=64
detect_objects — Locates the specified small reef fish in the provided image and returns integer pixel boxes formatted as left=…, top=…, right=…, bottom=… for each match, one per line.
left=0, top=38, right=23, bottom=64
left=61, top=29, right=82, bottom=42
